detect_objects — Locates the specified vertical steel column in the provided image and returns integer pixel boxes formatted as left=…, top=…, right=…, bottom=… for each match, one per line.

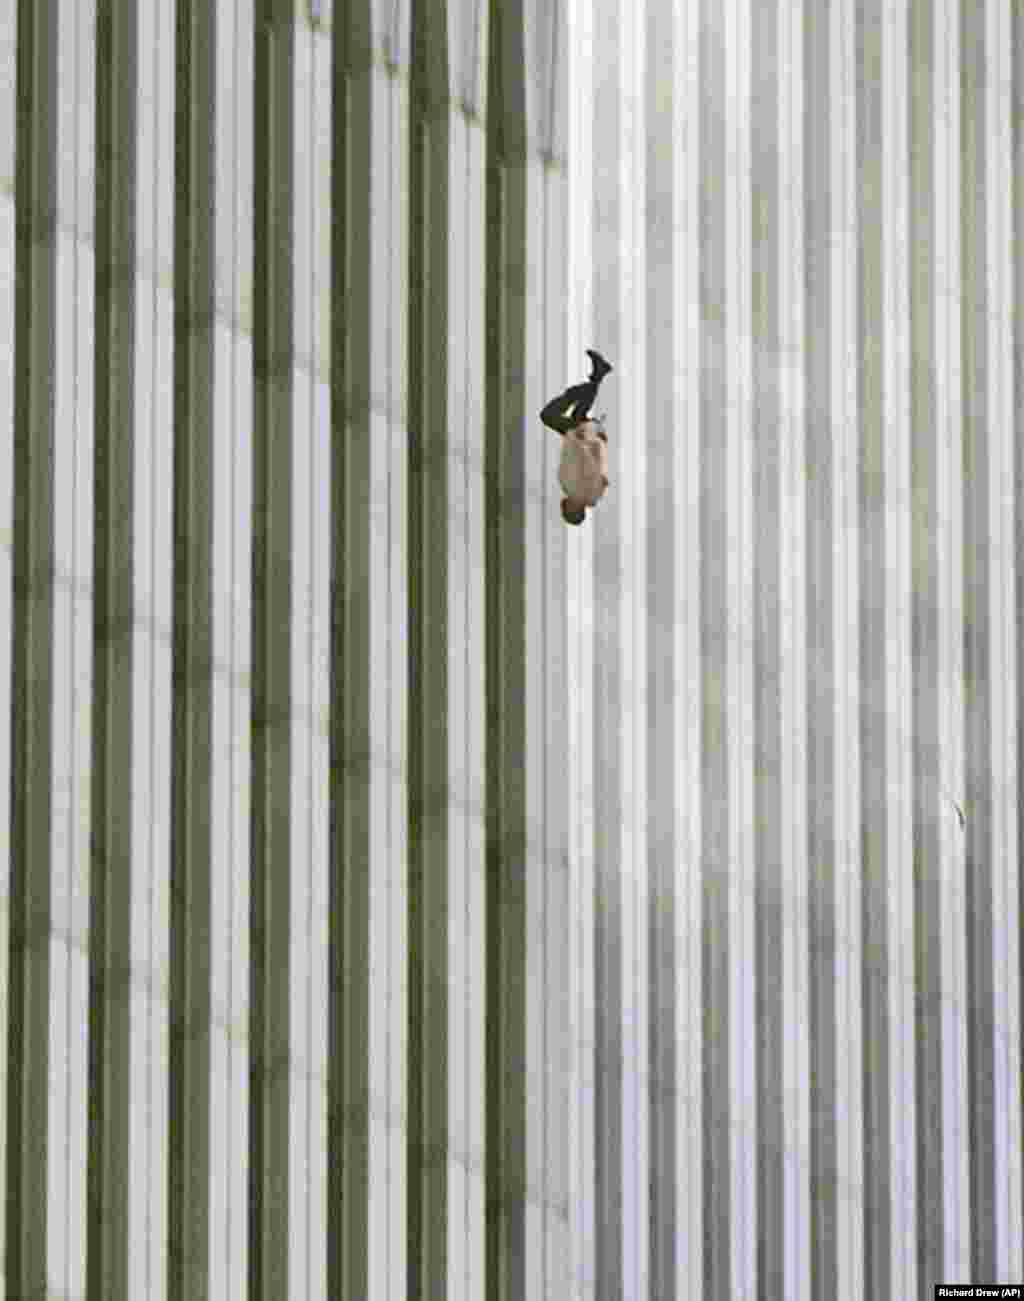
left=168, top=4, right=216, bottom=1298
left=485, top=2, right=528, bottom=1295
left=6, top=4, right=58, bottom=1291
left=88, top=3, right=138, bottom=1298
left=249, top=2, right=294, bottom=1296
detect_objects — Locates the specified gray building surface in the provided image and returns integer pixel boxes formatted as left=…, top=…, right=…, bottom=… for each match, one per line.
left=1, top=1, right=1022, bottom=1298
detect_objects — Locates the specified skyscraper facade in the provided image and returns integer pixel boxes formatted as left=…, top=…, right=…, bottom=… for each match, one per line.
left=2, top=2, right=1021, bottom=1299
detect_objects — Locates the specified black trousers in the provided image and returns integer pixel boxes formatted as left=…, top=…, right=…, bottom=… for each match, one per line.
left=539, top=377, right=603, bottom=434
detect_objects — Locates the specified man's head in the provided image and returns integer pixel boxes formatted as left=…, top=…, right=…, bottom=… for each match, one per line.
left=561, top=497, right=586, bottom=526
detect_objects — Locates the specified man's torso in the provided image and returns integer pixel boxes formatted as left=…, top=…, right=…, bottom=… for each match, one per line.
left=558, top=421, right=609, bottom=505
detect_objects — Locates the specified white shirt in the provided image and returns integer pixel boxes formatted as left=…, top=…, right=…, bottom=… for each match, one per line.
left=558, top=420, right=609, bottom=506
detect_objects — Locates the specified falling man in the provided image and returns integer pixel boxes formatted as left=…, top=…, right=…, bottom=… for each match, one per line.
left=539, top=350, right=614, bottom=526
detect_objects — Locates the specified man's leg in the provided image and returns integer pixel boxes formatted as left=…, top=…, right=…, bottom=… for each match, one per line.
left=540, top=380, right=599, bottom=432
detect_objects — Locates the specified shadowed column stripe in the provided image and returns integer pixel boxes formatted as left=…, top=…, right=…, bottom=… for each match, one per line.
left=485, top=2, right=529, bottom=1295
left=408, top=0, right=451, bottom=1296
left=699, top=3, right=730, bottom=1295
left=6, top=3, right=58, bottom=1296
left=169, top=4, right=216, bottom=1299
left=803, top=3, right=838, bottom=1296
left=330, top=6, right=372, bottom=1297
left=960, top=0, right=996, bottom=1278
left=908, top=0, right=945, bottom=1284
left=249, top=4, right=294, bottom=1298
left=88, top=4, right=138, bottom=1299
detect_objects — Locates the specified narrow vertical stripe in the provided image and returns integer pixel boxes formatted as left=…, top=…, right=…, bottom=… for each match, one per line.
left=856, top=0, right=893, bottom=1292
left=589, top=0, right=623, bottom=1291
left=49, top=2, right=95, bottom=1292
left=208, top=1, right=253, bottom=1296
left=959, top=0, right=996, bottom=1277
left=330, top=6, right=372, bottom=1297
left=804, top=0, right=839, bottom=1290
left=169, top=4, right=216, bottom=1298
left=485, top=4, right=529, bottom=1295
left=646, top=0, right=677, bottom=1292
left=934, top=0, right=970, bottom=1277
left=699, top=2, right=731, bottom=1294
left=565, top=1, right=597, bottom=1293
left=249, top=3, right=294, bottom=1297
left=0, top=1, right=14, bottom=1269
left=408, top=6, right=450, bottom=1297
left=88, top=4, right=138, bottom=1298
left=619, top=0, right=649, bottom=1293
left=751, top=0, right=784, bottom=1288
left=1015, top=2, right=1024, bottom=1274
left=674, top=0, right=704, bottom=1290
left=128, top=6, right=176, bottom=1293
left=985, top=0, right=1023, bottom=1272
left=881, top=5, right=916, bottom=1293
left=908, top=0, right=945, bottom=1284
left=831, top=0, right=866, bottom=1293
left=7, top=3, right=58, bottom=1296
left=779, top=0, right=810, bottom=1293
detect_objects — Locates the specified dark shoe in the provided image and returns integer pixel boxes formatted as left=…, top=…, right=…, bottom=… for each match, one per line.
left=586, top=349, right=613, bottom=381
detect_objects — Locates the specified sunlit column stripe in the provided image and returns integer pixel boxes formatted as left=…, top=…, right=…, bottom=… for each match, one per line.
left=881, top=4, right=917, bottom=1295
left=1016, top=1, right=1024, bottom=1277
left=778, top=0, right=809, bottom=1291
left=673, top=0, right=703, bottom=1290
left=589, top=0, right=623, bottom=1289
left=128, top=3, right=175, bottom=1296
left=522, top=144, right=545, bottom=1301
left=698, top=0, right=730, bottom=1290
left=619, top=0, right=649, bottom=1294
left=373, top=8, right=410, bottom=1298
left=88, top=3, right=138, bottom=1299
left=518, top=10, right=574, bottom=1299
left=725, top=0, right=756, bottom=1294
left=565, top=0, right=596, bottom=1293
left=461, top=81, right=488, bottom=1301
left=856, top=0, right=894, bottom=1291
left=934, top=0, right=970, bottom=1277
left=168, top=4, right=217, bottom=1298
left=750, top=0, right=784, bottom=1289
left=521, top=0, right=569, bottom=1287
left=907, top=0, right=944, bottom=1283
left=49, top=2, right=95, bottom=1296
left=959, top=0, right=998, bottom=1279
left=803, top=1, right=840, bottom=1293
left=985, top=0, right=1023, bottom=1275
left=285, top=15, right=332, bottom=1301
left=446, top=4, right=488, bottom=1291
left=539, top=131, right=572, bottom=1301
left=830, top=0, right=865, bottom=1291
left=645, top=0, right=677, bottom=1292
left=208, top=0, right=252, bottom=1297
